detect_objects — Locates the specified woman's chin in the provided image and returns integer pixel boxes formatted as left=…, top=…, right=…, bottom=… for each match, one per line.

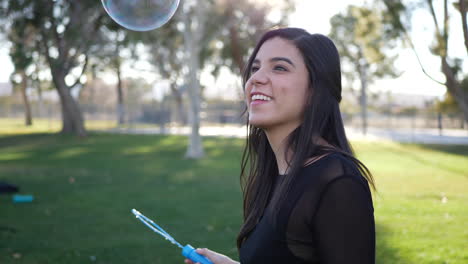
left=248, top=119, right=271, bottom=129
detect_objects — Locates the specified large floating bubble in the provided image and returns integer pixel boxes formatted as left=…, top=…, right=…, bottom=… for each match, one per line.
left=101, top=0, right=180, bottom=31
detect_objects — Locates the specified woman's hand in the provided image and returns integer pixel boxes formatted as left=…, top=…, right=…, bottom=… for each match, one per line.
left=184, top=248, right=239, bottom=264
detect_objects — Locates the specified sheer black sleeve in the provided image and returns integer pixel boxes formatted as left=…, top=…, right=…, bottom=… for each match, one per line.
left=313, top=176, right=375, bottom=264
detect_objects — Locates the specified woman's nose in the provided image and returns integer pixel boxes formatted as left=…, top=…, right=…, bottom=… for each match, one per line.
left=251, top=69, right=268, bottom=85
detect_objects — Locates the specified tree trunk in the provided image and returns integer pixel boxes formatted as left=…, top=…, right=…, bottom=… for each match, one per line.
left=184, top=42, right=204, bottom=158
left=170, top=82, right=186, bottom=125
left=35, top=65, right=44, bottom=119
left=116, top=61, right=125, bottom=125
left=52, top=69, right=87, bottom=137
left=185, top=67, right=204, bottom=158
left=360, top=74, right=368, bottom=136
left=19, top=71, right=32, bottom=126
left=458, top=0, right=468, bottom=53
left=441, top=58, right=468, bottom=123
left=182, top=0, right=205, bottom=159
left=357, top=55, right=368, bottom=136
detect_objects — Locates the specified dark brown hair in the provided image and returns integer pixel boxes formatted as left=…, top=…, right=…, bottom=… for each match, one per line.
left=237, top=27, right=376, bottom=249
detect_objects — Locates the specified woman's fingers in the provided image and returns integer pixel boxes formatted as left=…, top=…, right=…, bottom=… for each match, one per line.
left=195, top=248, right=209, bottom=256
left=184, top=248, right=238, bottom=264
left=184, top=248, right=210, bottom=264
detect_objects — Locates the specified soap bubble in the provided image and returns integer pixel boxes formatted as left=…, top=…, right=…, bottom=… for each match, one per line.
left=101, top=0, right=180, bottom=31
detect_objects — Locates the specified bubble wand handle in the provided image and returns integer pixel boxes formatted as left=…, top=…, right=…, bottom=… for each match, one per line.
left=182, top=244, right=214, bottom=264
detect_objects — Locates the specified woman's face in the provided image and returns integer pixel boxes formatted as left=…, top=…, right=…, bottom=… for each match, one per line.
left=245, top=37, right=310, bottom=131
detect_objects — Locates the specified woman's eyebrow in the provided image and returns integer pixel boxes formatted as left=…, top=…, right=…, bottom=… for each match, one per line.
left=253, top=57, right=296, bottom=68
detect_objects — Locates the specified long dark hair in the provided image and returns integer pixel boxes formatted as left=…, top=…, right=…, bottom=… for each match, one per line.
left=237, top=27, right=376, bottom=249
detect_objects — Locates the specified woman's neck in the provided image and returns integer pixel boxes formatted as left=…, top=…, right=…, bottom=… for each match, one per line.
left=264, top=125, right=297, bottom=175
left=265, top=126, right=332, bottom=175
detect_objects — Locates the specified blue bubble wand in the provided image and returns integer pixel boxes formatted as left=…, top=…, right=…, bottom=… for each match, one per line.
left=131, top=209, right=213, bottom=264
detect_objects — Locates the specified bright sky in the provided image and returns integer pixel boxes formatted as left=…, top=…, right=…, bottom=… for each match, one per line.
left=1, top=0, right=466, bottom=99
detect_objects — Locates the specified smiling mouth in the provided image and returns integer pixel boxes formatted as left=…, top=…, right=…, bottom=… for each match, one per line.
left=251, top=94, right=272, bottom=102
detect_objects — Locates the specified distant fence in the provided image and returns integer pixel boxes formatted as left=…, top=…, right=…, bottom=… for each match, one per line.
left=1, top=100, right=467, bottom=132
left=345, top=113, right=467, bottom=130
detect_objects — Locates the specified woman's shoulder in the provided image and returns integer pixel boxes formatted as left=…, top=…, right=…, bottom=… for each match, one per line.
left=301, top=152, right=368, bottom=188
left=288, top=152, right=373, bottom=225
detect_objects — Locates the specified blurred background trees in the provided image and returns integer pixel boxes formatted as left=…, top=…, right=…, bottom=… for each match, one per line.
left=0, top=0, right=294, bottom=158
left=382, top=0, right=468, bottom=123
left=1, top=0, right=109, bottom=137
left=330, top=5, right=400, bottom=135
left=0, top=0, right=466, bottom=154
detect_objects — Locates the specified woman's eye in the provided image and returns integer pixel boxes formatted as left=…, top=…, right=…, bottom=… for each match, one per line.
left=251, top=66, right=259, bottom=73
left=274, top=65, right=287, bottom=71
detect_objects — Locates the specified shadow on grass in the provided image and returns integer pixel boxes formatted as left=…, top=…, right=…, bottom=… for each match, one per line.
left=0, top=132, right=243, bottom=189
left=376, top=223, right=408, bottom=264
left=415, top=143, right=468, bottom=156
left=0, top=133, right=55, bottom=148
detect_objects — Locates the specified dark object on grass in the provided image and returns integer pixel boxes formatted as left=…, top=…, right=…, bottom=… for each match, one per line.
left=0, top=181, right=19, bottom=194
left=0, top=226, right=17, bottom=234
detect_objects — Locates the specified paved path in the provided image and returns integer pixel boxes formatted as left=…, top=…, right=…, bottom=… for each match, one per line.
left=104, top=125, right=468, bottom=145
left=345, top=127, right=468, bottom=145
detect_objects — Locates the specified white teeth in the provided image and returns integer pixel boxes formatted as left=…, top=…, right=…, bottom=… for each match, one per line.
left=251, top=94, right=272, bottom=101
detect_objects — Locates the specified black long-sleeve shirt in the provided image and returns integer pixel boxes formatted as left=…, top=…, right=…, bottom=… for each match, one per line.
left=239, top=153, right=375, bottom=264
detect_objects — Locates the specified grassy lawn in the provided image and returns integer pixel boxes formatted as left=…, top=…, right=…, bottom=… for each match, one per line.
left=1, top=119, right=467, bottom=263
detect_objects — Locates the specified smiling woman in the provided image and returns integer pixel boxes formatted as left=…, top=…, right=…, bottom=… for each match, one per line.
left=184, top=27, right=376, bottom=264
left=245, top=37, right=310, bottom=135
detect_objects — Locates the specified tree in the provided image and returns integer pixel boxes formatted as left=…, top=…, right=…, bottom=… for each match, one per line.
left=437, top=76, right=468, bottom=120
left=1, top=0, right=107, bottom=136
left=177, top=0, right=212, bottom=158
left=90, top=23, right=143, bottom=125
left=142, top=17, right=187, bottom=126
left=382, top=0, right=468, bottom=122
left=215, top=0, right=295, bottom=75
left=8, top=20, right=36, bottom=126
left=109, top=29, right=127, bottom=125
left=330, top=5, right=400, bottom=135
left=137, top=0, right=292, bottom=158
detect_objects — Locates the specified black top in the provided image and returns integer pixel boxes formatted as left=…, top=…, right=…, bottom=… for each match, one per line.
left=239, top=153, right=375, bottom=264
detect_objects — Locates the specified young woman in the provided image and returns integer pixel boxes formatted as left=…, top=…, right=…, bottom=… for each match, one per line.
left=185, top=27, right=376, bottom=264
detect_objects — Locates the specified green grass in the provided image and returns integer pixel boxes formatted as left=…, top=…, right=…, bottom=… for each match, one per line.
left=0, top=119, right=467, bottom=263
left=0, top=118, right=117, bottom=135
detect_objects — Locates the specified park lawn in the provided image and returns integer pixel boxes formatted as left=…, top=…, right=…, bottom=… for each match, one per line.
left=0, top=124, right=467, bottom=263
left=0, top=118, right=119, bottom=135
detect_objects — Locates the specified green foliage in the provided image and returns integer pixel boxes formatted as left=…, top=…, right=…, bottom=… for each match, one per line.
left=381, top=0, right=412, bottom=39
left=330, top=5, right=400, bottom=87
left=8, top=21, right=35, bottom=71
left=141, top=0, right=294, bottom=83
left=0, top=0, right=112, bottom=86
